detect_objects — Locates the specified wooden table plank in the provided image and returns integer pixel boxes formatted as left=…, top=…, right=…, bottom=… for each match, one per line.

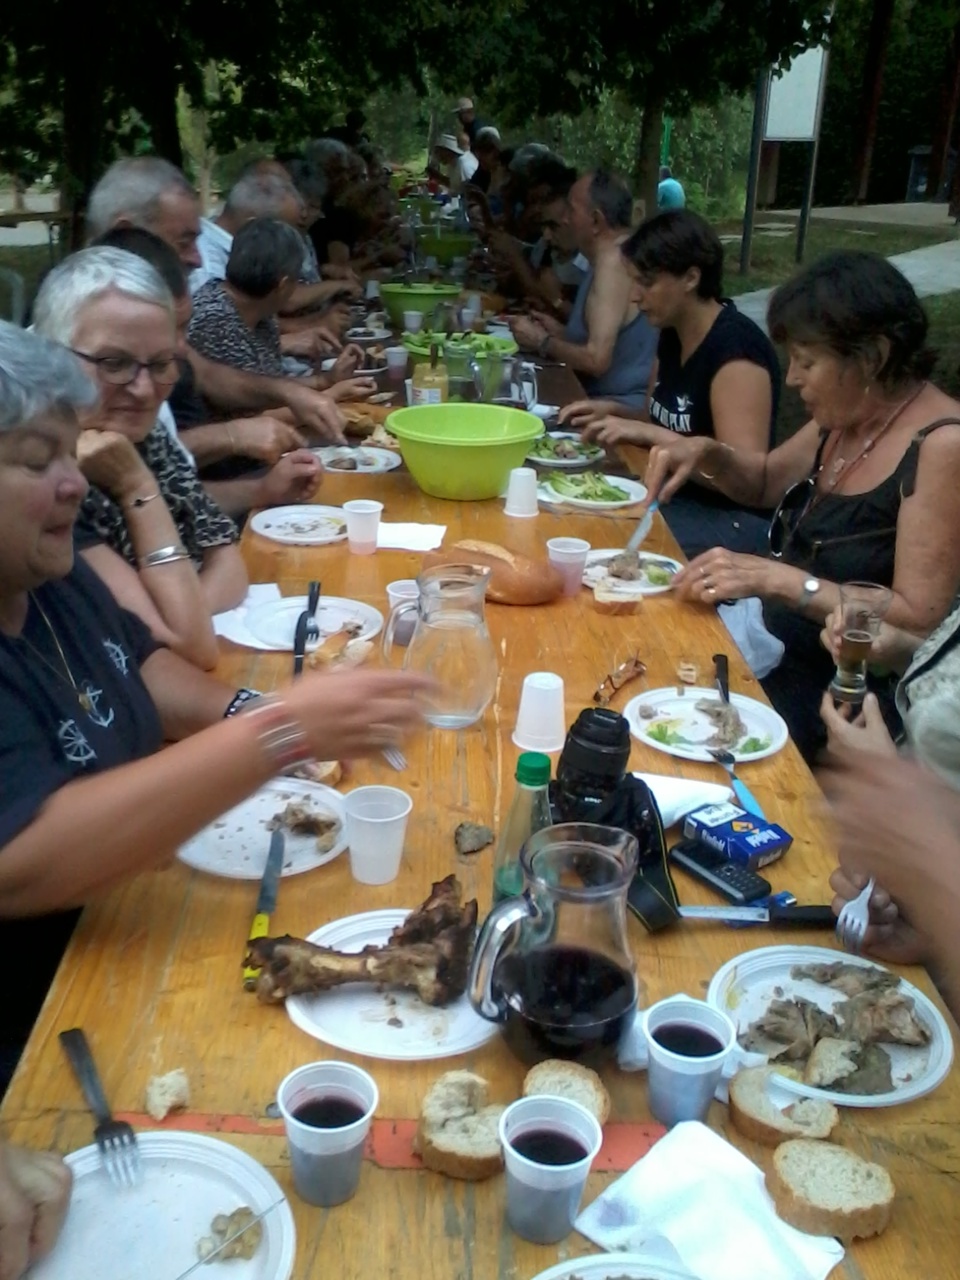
left=2, top=412, right=958, bottom=1280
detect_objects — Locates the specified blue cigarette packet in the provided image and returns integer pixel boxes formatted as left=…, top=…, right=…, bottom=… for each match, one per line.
left=682, top=802, right=792, bottom=870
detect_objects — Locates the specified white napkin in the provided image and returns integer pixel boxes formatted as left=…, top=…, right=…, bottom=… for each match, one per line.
left=575, top=1121, right=844, bottom=1280
left=616, top=1008, right=766, bottom=1102
left=633, top=772, right=732, bottom=829
left=376, top=522, right=447, bottom=551
left=213, top=583, right=282, bottom=649
left=718, top=597, right=785, bottom=680
left=530, top=403, right=560, bottom=420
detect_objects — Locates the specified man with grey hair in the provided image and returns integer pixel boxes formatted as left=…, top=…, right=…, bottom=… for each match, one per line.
left=86, top=157, right=203, bottom=270
left=85, top=156, right=348, bottom=442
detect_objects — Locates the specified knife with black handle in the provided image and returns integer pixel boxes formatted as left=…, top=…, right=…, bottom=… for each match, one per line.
left=713, top=652, right=730, bottom=703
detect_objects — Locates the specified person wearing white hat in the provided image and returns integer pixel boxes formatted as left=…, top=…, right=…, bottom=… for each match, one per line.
left=433, top=134, right=479, bottom=195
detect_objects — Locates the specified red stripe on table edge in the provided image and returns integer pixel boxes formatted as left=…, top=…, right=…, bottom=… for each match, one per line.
left=115, top=1115, right=666, bottom=1170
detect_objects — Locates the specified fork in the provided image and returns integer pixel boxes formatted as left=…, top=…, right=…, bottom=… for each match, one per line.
left=382, top=746, right=408, bottom=771
left=835, top=876, right=876, bottom=954
left=707, top=748, right=766, bottom=819
left=59, top=1028, right=142, bottom=1189
left=305, top=579, right=321, bottom=645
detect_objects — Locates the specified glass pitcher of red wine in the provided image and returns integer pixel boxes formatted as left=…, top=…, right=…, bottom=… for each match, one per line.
left=468, top=823, right=639, bottom=1066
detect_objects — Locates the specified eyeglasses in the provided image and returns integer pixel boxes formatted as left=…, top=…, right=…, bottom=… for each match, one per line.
left=71, top=350, right=180, bottom=387
left=768, top=476, right=817, bottom=559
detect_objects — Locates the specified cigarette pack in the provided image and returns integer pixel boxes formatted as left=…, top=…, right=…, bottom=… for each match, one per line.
left=682, top=802, right=792, bottom=869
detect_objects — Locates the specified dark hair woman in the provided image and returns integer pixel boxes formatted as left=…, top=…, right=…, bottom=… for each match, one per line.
left=560, top=208, right=781, bottom=557
left=640, top=250, right=960, bottom=764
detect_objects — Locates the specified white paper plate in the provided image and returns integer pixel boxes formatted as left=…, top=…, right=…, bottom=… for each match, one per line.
left=345, top=327, right=391, bottom=343
left=32, top=1132, right=295, bottom=1280
left=315, top=445, right=402, bottom=474
left=707, top=945, right=954, bottom=1108
left=244, top=596, right=383, bottom=650
left=531, top=1255, right=695, bottom=1280
left=248, top=505, right=346, bottom=546
left=179, top=778, right=346, bottom=879
left=624, top=687, right=788, bottom=763
left=539, top=474, right=647, bottom=509
left=526, top=432, right=605, bottom=469
left=583, top=549, right=682, bottom=597
left=286, top=909, right=497, bottom=1060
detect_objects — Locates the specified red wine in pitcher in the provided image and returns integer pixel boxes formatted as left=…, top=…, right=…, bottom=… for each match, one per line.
left=493, top=944, right=636, bottom=1066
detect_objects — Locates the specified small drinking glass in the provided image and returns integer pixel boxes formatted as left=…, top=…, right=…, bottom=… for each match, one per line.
left=828, top=581, right=893, bottom=704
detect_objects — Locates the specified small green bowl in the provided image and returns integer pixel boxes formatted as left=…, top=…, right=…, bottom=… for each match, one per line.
left=386, top=403, right=544, bottom=500
left=380, top=283, right=462, bottom=328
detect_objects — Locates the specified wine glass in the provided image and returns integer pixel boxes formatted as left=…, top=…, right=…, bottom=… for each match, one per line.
left=828, top=581, right=893, bottom=704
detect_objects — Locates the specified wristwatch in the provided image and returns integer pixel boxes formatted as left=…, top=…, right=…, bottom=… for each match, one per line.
left=798, top=577, right=821, bottom=609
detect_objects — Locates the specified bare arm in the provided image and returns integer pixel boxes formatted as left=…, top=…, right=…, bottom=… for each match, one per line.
left=141, top=647, right=235, bottom=739
left=197, top=543, right=248, bottom=614
left=179, top=416, right=306, bottom=468
left=542, top=252, right=633, bottom=379
left=282, top=278, right=359, bottom=312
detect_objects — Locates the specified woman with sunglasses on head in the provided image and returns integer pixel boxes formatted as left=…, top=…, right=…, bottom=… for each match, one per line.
left=640, top=250, right=960, bottom=764
left=32, top=247, right=248, bottom=671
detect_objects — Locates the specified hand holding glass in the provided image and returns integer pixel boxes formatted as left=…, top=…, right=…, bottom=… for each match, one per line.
left=828, top=582, right=893, bottom=704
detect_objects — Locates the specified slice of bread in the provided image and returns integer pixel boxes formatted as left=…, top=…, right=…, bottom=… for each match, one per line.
left=414, top=1071, right=504, bottom=1180
left=804, top=1038, right=860, bottom=1089
left=145, top=1068, right=190, bottom=1121
left=728, top=1066, right=838, bottom=1146
left=522, top=1059, right=611, bottom=1125
left=767, top=1139, right=895, bottom=1243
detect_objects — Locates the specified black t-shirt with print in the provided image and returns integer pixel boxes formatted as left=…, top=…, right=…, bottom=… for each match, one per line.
left=0, top=559, right=164, bottom=1084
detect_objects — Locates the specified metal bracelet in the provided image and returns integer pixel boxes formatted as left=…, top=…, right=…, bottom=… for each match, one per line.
left=125, top=491, right=161, bottom=509
left=139, top=544, right=190, bottom=568
left=223, top=687, right=263, bottom=719
left=239, top=694, right=313, bottom=774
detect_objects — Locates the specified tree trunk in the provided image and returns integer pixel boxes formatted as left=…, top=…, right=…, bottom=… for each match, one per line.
left=851, top=0, right=895, bottom=204
left=635, top=92, right=665, bottom=222
left=128, top=34, right=185, bottom=168
left=59, top=2, right=110, bottom=246
left=926, top=17, right=960, bottom=199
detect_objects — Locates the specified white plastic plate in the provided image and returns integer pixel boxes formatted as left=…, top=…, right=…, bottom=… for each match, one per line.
left=539, top=474, right=647, bottom=509
left=623, top=687, right=788, bottom=763
left=530, top=1254, right=696, bottom=1280
left=315, top=445, right=402, bottom=473
left=244, top=596, right=383, bottom=651
left=248, top=505, right=347, bottom=546
left=583, top=549, right=682, bottom=598
left=526, top=432, right=605, bottom=469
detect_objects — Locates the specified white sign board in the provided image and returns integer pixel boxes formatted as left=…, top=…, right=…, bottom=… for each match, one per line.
left=764, top=45, right=829, bottom=142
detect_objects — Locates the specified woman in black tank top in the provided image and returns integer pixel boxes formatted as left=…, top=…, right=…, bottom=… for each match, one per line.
left=639, top=251, right=960, bottom=765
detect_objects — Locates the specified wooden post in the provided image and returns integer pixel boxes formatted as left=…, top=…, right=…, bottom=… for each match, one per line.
left=851, top=0, right=895, bottom=204
left=926, top=17, right=960, bottom=199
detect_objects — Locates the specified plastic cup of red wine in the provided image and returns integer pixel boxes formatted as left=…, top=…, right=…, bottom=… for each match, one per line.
left=277, top=1061, right=378, bottom=1206
left=498, top=1096, right=603, bottom=1244
left=641, top=995, right=737, bottom=1128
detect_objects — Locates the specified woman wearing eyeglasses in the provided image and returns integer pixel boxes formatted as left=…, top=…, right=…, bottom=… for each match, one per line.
left=32, top=247, right=248, bottom=670
left=640, top=251, right=960, bottom=764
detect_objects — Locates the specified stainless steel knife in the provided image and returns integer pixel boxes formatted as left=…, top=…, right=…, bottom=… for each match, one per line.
left=292, top=609, right=309, bottom=677
left=242, top=828, right=285, bottom=989
left=679, top=903, right=836, bottom=926
left=713, top=652, right=730, bottom=703
left=626, top=499, right=660, bottom=552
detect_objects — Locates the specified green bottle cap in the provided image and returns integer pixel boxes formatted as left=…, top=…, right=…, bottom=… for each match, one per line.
left=516, top=752, right=551, bottom=786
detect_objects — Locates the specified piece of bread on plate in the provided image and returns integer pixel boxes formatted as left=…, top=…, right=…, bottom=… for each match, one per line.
left=767, top=1138, right=895, bottom=1243
left=728, top=1066, right=838, bottom=1146
left=592, top=583, right=644, bottom=615
left=804, top=1038, right=861, bottom=1089
left=414, top=1071, right=505, bottom=1180
left=522, top=1059, right=611, bottom=1125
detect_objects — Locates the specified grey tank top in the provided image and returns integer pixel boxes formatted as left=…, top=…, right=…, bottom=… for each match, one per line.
left=564, top=265, right=659, bottom=409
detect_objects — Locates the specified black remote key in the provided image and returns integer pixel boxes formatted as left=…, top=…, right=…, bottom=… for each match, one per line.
left=669, top=837, right=772, bottom=905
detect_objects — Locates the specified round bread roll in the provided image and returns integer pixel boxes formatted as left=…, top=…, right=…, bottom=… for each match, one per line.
left=414, top=1070, right=505, bottom=1180
left=422, top=540, right=564, bottom=605
left=522, top=1059, right=611, bottom=1125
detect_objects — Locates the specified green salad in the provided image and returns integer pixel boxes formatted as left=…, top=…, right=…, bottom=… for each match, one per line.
left=528, top=436, right=603, bottom=461
left=547, top=472, right=631, bottom=503
left=401, top=330, right=518, bottom=356
left=739, top=736, right=772, bottom=755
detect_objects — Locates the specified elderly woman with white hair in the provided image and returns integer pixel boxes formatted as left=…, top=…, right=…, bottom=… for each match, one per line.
left=32, top=246, right=246, bottom=669
left=0, top=320, right=429, bottom=1091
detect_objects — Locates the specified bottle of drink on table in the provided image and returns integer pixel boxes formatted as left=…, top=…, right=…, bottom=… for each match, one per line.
left=491, top=753, right=553, bottom=903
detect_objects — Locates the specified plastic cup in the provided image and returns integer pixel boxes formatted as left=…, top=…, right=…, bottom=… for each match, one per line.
left=343, top=499, right=383, bottom=555
left=403, top=310, right=424, bottom=333
left=385, top=346, right=409, bottom=384
left=547, top=537, right=591, bottom=597
left=364, top=279, right=380, bottom=300
left=642, top=995, right=737, bottom=1127
left=499, top=1096, right=603, bottom=1244
left=512, top=671, right=566, bottom=753
left=386, top=579, right=420, bottom=647
left=404, top=377, right=414, bottom=405
left=344, top=785, right=412, bottom=884
left=278, top=1062, right=378, bottom=1207
left=503, top=466, right=539, bottom=518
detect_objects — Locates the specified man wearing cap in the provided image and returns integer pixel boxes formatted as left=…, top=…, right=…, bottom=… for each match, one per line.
left=433, top=134, right=479, bottom=195
left=455, top=97, right=488, bottom=148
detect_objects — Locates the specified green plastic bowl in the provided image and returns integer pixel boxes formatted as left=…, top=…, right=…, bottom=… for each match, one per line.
left=380, top=283, right=462, bottom=328
left=416, top=229, right=476, bottom=265
left=386, top=403, right=544, bottom=500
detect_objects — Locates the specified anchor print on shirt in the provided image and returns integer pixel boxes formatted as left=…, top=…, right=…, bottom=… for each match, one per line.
left=79, top=681, right=115, bottom=729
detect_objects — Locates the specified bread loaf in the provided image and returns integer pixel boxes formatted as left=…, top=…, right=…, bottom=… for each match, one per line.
left=728, top=1066, right=838, bottom=1146
left=767, top=1139, right=895, bottom=1243
left=414, top=1070, right=505, bottom=1180
left=522, top=1060, right=611, bottom=1125
left=422, top=540, right=563, bottom=606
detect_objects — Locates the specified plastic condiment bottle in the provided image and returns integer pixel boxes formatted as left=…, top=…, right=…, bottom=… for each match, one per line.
left=412, top=343, right=449, bottom=404
left=491, top=752, right=553, bottom=904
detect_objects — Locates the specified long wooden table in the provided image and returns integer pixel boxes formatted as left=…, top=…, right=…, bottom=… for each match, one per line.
left=3, top=388, right=959, bottom=1279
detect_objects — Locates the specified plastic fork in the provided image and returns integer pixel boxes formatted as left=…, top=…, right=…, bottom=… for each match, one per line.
left=59, top=1028, right=142, bottom=1189
left=382, top=746, right=407, bottom=771
left=305, top=580, right=321, bottom=645
left=835, top=876, right=876, bottom=954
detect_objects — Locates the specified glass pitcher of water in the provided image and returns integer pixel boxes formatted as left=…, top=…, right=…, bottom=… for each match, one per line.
left=382, top=564, right=499, bottom=729
left=471, top=353, right=538, bottom=410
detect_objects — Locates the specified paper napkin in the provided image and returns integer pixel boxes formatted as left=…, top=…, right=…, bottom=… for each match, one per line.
left=633, top=772, right=732, bottom=829
left=212, top=583, right=282, bottom=650
left=376, top=522, right=447, bottom=551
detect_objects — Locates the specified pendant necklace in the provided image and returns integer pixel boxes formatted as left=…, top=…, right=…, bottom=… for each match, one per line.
left=821, top=383, right=926, bottom=492
left=18, top=593, right=94, bottom=713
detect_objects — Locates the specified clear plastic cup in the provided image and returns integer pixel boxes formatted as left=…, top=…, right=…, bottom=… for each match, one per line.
left=405, top=377, right=414, bottom=405
left=547, top=537, right=591, bottom=597
left=499, top=1096, right=603, bottom=1244
left=403, top=310, right=424, bottom=333
left=344, top=785, right=412, bottom=884
left=343, top=499, right=383, bottom=555
left=642, top=994, right=737, bottom=1127
left=384, top=346, right=409, bottom=384
left=512, top=671, right=566, bottom=753
left=277, top=1061, right=378, bottom=1207
left=386, top=580, right=420, bottom=647
left=503, top=467, right=539, bottom=518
